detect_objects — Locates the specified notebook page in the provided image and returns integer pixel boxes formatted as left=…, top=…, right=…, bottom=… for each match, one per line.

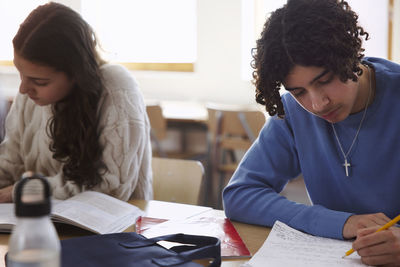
left=52, top=191, right=143, bottom=234
left=243, top=221, right=371, bottom=267
left=0, top=203, right=16, bottom=232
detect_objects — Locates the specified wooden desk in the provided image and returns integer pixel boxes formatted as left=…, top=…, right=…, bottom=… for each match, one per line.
left=0, top=200, right=269, bottom=267
left=159, top=100, right=208, bottom=124
left=145, top=99, right=208, bottom=124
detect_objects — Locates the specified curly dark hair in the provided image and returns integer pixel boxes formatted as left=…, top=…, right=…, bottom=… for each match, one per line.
left=252, top=0, right=369, bottom=118
left=13, top=2, right=107, bottom=189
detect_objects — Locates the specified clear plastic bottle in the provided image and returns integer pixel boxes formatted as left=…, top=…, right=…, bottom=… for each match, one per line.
left=7, top=172, right=60, bottom=267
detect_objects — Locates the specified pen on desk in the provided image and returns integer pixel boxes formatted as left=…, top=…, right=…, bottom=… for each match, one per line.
left=343, top=214, right=400, bottom=258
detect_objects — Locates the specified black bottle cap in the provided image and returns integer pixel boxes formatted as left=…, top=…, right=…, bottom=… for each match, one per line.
left=14, top=172, right=52, bottom=217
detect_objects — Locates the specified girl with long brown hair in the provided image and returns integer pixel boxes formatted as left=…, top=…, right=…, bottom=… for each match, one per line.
left=0, top=2, right=152, bottom=202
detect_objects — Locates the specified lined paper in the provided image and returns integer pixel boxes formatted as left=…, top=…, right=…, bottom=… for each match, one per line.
left=243, top=221, right=371, bottom=267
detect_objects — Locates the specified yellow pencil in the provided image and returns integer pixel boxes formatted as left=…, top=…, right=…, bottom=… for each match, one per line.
left=343, top=214, right=400, bottom=258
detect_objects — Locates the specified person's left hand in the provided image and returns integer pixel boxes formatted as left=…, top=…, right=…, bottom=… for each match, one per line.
left=352, top=226, right=400, bottom=266
left=0, top=185, right=14, bottom=203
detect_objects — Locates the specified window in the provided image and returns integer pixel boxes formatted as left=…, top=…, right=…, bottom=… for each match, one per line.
left=81, top=0, right=197, bottom=71
left=0, top=0, right=197, bottom=71
left=241, top=0, right=286, bottom=80
left=0, top=0, right=47, bottom=63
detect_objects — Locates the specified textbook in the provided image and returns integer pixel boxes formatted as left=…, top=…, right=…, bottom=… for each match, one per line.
left=136, top=216, right=251, bottom=259
left=0, top=191, right=143, bottom=235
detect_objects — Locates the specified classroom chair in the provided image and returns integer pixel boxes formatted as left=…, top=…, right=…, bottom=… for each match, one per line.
left=151, top=157, right=205, bottom=205
left=146, top=104, right=168, bottom=157
left=206, top=104, right=267, bottom=208
left=146, top=103, right=207, bottom=160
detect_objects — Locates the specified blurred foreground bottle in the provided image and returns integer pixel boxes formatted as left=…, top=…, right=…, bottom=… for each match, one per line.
left=7, top=172, right=60, bottom=267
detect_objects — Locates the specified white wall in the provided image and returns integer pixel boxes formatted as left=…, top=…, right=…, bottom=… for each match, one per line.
left=133, top=0, right=255, bottom=105
left=347, top=0, right=389, bottom=59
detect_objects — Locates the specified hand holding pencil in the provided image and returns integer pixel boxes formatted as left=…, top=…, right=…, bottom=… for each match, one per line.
left=343, top=214, right=400, bottom=263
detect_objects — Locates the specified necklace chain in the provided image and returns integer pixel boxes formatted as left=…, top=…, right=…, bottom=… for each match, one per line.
left=331, top=65, right=372, bottom=176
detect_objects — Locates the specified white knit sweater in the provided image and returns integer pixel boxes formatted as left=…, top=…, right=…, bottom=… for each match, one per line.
left=0, top=64, right=153, bottom=201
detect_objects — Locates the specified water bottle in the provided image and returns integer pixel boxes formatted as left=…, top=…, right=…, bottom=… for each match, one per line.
left=7, top=172, right=60, bottom=267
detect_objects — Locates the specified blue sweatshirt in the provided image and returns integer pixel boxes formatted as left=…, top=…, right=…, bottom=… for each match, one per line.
left=223, top=58, right=400, bottom=239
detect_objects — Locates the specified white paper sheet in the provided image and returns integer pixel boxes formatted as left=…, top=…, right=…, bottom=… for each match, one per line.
left=243, top=221, right=371, bottom=267
left=0, top=203, right=16, bottom=232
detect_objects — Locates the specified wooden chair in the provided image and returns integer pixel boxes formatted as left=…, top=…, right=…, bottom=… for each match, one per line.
left=151, top=157, right=205, bottom=205
left=146, top=103, right=208, bottom=160
left=206, top=104, right=266, bottom=208
left=146, top=104, right=167, bottom=157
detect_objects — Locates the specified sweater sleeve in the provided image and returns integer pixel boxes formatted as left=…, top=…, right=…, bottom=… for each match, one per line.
left=223, top=116, right=351, bottom=240
left=0, top=94, right=26, bottom=187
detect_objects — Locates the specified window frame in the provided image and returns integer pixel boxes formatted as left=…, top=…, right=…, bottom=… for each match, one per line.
left=0, top=0, right=196, bottom=72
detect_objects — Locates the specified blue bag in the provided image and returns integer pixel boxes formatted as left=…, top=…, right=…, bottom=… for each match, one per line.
left=61, top=232, right=221, bottom=267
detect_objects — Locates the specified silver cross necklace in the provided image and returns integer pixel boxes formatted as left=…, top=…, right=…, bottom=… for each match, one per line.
left=331, top=65, right=372, bottom=177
